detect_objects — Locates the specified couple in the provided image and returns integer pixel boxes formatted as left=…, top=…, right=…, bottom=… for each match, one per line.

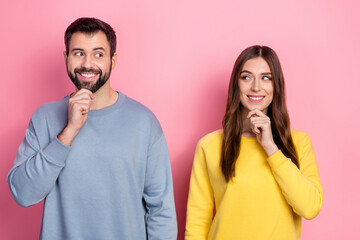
left=7, top=17, right=322, bottom=240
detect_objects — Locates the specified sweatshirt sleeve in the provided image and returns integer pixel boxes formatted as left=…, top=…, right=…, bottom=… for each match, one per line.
left=267, top=132, right=323, bottom=219
left=185, top=142, right=214, bottom=240
left=143, top=133, right=177, bottom=240
left=7, top=118, right=70, bottom=207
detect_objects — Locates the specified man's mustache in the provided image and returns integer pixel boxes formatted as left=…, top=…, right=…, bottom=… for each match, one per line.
left=74, top=68, right=101, bottom=74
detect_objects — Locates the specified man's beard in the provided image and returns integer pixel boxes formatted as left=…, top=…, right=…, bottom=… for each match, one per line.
left=67, top=64, right=112, bottom=93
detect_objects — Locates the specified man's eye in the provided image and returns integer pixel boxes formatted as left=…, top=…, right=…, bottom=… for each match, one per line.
left=75, top=52, right=83, bottom=56
left=95, top=53, right=103, bottom=57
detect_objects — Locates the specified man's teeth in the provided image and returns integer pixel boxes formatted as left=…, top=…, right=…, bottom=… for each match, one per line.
left=249, top=96, right=264, bottom=100
left=81, top=73, right=96, bottom=78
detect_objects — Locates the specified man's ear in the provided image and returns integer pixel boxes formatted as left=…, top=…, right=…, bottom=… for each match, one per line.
left=111, top=53, right=117, bottom=70
left=63, top=51, right=68, bottom=63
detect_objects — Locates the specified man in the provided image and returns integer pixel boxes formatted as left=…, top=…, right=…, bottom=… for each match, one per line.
left=7, top=17, right=177, bottom=239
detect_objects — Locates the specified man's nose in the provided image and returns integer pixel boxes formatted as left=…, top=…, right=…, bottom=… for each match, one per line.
left=81, top=55, right=92, bottom=69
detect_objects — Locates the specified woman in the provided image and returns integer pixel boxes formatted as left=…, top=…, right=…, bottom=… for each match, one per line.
left=185, top=45, right=323, bottom=239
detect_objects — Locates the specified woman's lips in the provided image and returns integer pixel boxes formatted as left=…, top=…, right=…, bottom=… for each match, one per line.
left=247, top=95, right=265, bottom=103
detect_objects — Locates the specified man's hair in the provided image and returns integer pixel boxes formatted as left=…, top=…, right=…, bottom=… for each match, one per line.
left=64, top=17, right=116, bottom=57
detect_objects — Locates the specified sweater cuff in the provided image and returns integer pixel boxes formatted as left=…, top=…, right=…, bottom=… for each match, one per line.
left=41, top=137, right=71, bottom=166
left=267, top=150, right=289, bottom=169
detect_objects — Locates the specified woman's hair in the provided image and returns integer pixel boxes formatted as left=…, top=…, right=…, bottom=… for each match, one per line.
left=221, top=45, right=299, bottom=182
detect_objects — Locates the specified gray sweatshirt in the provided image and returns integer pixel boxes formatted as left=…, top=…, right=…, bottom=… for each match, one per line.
left=7, top=91, right=177, bottom=240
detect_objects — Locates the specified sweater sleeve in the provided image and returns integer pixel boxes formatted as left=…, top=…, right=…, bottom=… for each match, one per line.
left=185, top=142, right=214, bottom=240
left=7, top=119, right=70, bottom=207
left=143, top=133, right=177, bottom=240
left=267, top=132, right=323, bottom=219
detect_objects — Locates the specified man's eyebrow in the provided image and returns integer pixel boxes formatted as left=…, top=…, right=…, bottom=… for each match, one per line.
left=93, top=47, right=105, bottom=51
left=70, top=47, right=105, bottom=52
left=71, top=48, right=84, bottom=52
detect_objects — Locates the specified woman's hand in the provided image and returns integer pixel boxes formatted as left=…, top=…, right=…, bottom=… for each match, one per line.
left=247, top=109, right=278, bottom=156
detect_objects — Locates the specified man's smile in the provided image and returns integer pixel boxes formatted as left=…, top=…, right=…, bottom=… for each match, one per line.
left=77, top=72, right=99, bottom=82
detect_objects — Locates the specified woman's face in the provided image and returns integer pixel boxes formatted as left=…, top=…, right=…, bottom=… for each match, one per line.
left=238, top=57, right=274, bottom=115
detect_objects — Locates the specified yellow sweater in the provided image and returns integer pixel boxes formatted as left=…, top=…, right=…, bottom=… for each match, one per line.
left=185, top=129, right=323, bottom=240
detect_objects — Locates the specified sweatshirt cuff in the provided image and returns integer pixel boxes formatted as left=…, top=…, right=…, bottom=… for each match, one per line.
left=41, top=137, right=71, bottom=166
left=267, top=150, right=289, bottom=169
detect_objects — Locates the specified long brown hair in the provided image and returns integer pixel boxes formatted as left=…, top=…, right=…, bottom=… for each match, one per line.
left=221, top=45, right=298, bottom=182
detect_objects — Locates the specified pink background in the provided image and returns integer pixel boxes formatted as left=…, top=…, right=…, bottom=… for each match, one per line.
left=1, top=0, right=359, bottom=239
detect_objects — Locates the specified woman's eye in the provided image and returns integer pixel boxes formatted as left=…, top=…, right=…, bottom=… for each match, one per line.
left=241, top=76, right=250, bottom=80
left=263, top=76, right=272, bottom=80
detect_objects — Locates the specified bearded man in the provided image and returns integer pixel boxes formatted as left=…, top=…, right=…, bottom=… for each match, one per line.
left=7, top=17, right=177, bottom=240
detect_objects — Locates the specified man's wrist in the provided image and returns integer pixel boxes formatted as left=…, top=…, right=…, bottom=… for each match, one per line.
left=57, top=125, right=79, bottom=146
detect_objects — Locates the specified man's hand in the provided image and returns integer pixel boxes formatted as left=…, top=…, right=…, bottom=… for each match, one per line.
left=58, top=89, right=94, bottom=146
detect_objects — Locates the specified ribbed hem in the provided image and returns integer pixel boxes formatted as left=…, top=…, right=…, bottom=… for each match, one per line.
left=267, top=150, right=288, bottom=169
left=41, top=138, right=71, bottom=166
left=63, top=91, right=126, bottom=117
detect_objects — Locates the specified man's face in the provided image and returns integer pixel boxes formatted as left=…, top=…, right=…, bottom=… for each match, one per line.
left=65, top=31, right=117, bottom=93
